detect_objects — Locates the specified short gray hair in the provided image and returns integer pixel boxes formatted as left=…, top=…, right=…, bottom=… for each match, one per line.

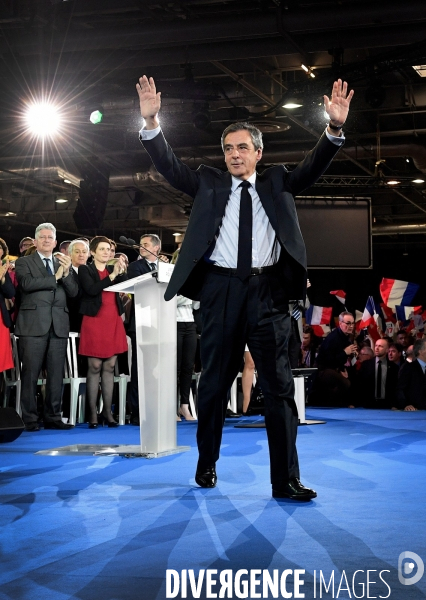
left=339, top=311, right=354, bottom=322
left=68, top=239, right=89, bottom=255
left=140, top=233, right=161, bottom=249
left=35, top=223, right=56, bottom=239
left=413, top=338, right=426, bottom=358
left=221, top=122, right=263, bottom=152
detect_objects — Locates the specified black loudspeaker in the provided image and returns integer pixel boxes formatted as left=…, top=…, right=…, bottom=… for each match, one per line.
left=73, top=162, right=110, bottom=230
left=0, top=407, right=25, bottom=443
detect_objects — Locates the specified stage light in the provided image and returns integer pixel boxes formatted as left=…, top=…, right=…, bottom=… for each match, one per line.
left=55, top=198, right=68, bottom=203
left=413, top=178, right=425, bottom=183
left=192, top=103, right=211, bottom=130
left=90, top=109, right=103, bottom=124
left=25, top=103, right=60, bottom=137
left=283, top=96, right=303, bottom=109
left=387, top=180, right=400, bottom=185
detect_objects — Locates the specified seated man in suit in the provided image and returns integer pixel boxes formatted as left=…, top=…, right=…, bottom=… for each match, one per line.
left=136, top=75, right=353, bottom=500
left=15, top=223, right=78, bottom=431
left=397, top=338, right=426, bottom=411
left=356, top=338, right=399, bottom=409
left=126, top=234, right=162, bottom=425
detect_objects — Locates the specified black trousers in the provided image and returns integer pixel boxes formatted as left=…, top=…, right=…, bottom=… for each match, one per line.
left=177, top=321, right=198, bottom=405
left=197, top=267, right=300, bottom=486
left=19, top=329, right=67, bottom=425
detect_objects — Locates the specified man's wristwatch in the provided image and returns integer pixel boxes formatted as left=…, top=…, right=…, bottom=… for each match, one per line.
left=328, top=122, right=344, bottom=132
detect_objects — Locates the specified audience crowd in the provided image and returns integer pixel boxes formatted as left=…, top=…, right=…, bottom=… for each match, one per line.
left=1, top=223, right=425, bottom=432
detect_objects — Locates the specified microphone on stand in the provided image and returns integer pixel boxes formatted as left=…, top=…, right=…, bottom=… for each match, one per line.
left=117, top=235, right=173, bottom=261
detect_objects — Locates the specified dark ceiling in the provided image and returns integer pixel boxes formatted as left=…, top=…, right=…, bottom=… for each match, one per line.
left=1, top=0, right=426, bottom=255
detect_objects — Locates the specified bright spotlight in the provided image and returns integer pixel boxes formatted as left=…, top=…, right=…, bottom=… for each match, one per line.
left=25, top=103, right=61, bottom=137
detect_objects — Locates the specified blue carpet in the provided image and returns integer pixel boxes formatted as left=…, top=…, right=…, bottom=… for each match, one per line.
left=1, top=409, right=425, bottom=599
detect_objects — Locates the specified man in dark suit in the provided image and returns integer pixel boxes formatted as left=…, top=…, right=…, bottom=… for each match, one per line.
left=136, top=75, right=353, bottom=500
left=15, top=223, right=78, bottom=431
left=397, top=338, right=426, bottom=411
left=126, top=234, right=162, bottom=424
left=315, top=311, right=358, bottom=407
left=356, top=338, right=399, bottom=409
left=66, top=239, right=90, bottom=333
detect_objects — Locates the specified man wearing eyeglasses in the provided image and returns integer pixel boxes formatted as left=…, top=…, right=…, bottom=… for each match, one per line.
left=315, top=312, right=358, bottom=406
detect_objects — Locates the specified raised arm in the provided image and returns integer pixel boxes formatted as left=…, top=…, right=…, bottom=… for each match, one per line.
left=136, top=75, right=161, bottom=130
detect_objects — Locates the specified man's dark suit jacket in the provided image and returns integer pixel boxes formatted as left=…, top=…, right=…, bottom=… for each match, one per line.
left=78, top=263, right=127, bottom=317
left=0, top=271, right=15, bottom=330
left=142, top=130, right=342, bottom=302
left=397, top=359, right=426, bottom=410
left=15, top=253, right=78, bottom=337
left=316, top=327, right=351, bottom=371
left=357, top=356, right=399, bottom=408
left=66, top=268, right=83, bottom=332
left=126, top=258, right=153, bottom=334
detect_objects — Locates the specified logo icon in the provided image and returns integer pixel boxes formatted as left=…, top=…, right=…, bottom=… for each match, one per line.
left=398, top=551, right=424, bottom=586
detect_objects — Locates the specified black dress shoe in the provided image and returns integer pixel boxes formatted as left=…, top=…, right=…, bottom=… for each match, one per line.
left=25, top=423, right=40, bottom=432
left=195, top=466, right=217, bottom=488
left=272, top=478, right=317, bottom=501
left=44, top=421, right=74, bottom=430
left=226, top=409, right=241, bottom=418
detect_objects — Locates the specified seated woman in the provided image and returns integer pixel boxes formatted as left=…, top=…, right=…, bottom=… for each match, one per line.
left=78, top=236, right=128, bottom=428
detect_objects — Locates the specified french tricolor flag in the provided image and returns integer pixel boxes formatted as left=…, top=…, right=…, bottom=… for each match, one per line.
left=395, top=305, right=423, bottom=322
left=359, top=296, right=381, bottom=329
left=380, top=278, right=420, bottom=310
left=305, top=305, right=332, bottom=326
left=330, top=290, right=346, bottom=304
left=380, top=303, right=396, bottom=323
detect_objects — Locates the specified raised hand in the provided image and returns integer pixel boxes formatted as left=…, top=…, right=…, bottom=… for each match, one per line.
left=324, top=79, right=354, bottom=126
left=136, top=75, right=161, bottom=127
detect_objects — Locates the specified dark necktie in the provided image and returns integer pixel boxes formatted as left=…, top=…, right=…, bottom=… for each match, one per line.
left=149, top=262, right=156, bottom=271
left=376, top=359, right=382, bottom=399
left=237, top=180, right=252, bottom=281
left=44, top=258, right=53, bottom=276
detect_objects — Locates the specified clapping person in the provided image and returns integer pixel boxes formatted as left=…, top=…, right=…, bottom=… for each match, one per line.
left=78, top=236, right=128, bottom=428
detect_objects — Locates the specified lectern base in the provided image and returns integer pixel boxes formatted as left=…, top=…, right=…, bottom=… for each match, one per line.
left=36, top=444, right=191, bottom=458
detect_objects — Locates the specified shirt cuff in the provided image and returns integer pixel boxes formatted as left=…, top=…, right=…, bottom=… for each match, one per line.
left=139, top=125, right=161, bottom=140
left=325, top=127, right=345, bottom=145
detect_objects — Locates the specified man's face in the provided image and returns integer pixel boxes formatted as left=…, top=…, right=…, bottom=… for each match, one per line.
left=20, top=239, right=33, bottom=254
left=59, top=242, right=70, bottom=254
left=339, top=315, right=355, bottom=335
left=359, top=349, right=373, bottom=363
left=375, top=339, right=389, bottom=358
left=302, top=333, right=311, bottom=347
left=223, top=130, right=262, bottom=180
left=397, top=333, right=408, bottom=348
left=35, top=229, right=56, bottom=257
left=417, top=344, right=426, bottom=363
left=139, top=237, right=160, bottom=261
left=70, top=242, right=88, bottom=267
left=387, top=346, right=401, bottom=363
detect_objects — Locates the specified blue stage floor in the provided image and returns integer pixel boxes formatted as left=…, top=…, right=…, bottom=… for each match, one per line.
left=1, top=408, right=426, bottom=599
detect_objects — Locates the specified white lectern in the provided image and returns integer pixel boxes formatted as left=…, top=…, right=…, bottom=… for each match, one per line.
left=103, top=267, right=190, bottom=457
left=37, top=265, right=191, bottom=458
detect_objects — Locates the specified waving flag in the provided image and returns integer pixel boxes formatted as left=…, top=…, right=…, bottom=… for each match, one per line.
left=305, top=305, right=332, bottom=326
left=380, top=303, right=396, bottom=323
left=330, top=290, right=346, bottom=304
left=311, top=324, right=331, bottom=338
left=395, top=305, right=422, bottom=322
left=380, top=278, right=419, bottom=309
left=359, top=296, right=381, bottom=329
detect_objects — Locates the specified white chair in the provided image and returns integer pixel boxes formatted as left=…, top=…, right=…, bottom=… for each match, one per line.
left=2, top=334, right=22, bottom=415
left=68, top=332, right=130, bottom=426
left=68, top=332, right=87, bottom=425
